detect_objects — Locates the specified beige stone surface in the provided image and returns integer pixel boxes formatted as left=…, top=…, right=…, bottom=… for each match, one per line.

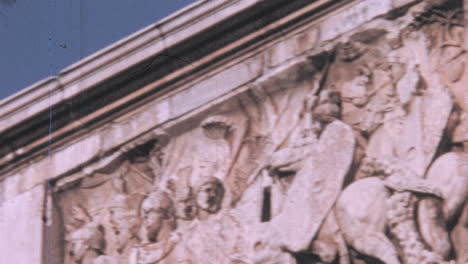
left=0, top=184, right=45, bottom=264
left=320, top=0, right=392, bottom=41
left=169, top=55, right=263, bottom=118
left=1, top=1, right=467, bottom=264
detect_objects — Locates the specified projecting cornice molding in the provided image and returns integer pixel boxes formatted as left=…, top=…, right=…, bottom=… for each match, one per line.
left=4, top=1, right=468, bottom=263
left=0, top=0, right=418, bottom=177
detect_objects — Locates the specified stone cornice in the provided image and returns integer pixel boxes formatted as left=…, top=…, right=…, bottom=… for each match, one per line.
left=0, top=0, right=418, bottom=178
left=0, top=0, right=348, bottom=175
left=0, top=0, right=231, bottom=120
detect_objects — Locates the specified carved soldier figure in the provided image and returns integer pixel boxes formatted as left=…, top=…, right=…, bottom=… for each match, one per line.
left=252, top=90, right=355, bottom=263
left=336, top=154, right=457, bottom=264
left=107, top=177, right=140, bottom=256
left=264, top=94, right=322, bottom=219
left=53, top=3, right=468, bottom=264
left=161, top=167, right=199, bottom=222
left=326, top=39, right=402, bottom=137
left=418, top=114, right=468, bottom=264
left=65, top=206, right=106, bottom=264
left=140, top=190, right=177, bottom=244
left=183, top=176, right=248, bottom=264
left=130, top=190, right=180, bottom=264
left=331, top=9, right=458, bottom=261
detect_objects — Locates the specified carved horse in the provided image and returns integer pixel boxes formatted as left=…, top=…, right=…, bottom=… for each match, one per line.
left=418, top=152, right=468, bottom=264
left=335, top=152, right=466, bottom=264
left=335, top=177, right=401, bottom=264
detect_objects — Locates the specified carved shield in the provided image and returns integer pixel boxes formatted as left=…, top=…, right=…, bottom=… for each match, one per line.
left=271, top=120, right=355, bottom=252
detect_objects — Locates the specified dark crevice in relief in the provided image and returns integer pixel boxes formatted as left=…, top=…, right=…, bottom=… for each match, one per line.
left=261, top=186, right=272, bottom=222
left=293, top=252, right=324, bottom=264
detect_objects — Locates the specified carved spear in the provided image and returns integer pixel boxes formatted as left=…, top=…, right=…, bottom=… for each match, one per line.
left=246, top=54, right=331, bottom=187
left=465, top=0, right=468, bottom=50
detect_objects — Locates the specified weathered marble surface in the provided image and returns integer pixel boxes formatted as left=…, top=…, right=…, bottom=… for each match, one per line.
left=1, top=0, right=467, bottom=264
left=55, top=1, right=467, bottom=263
left=0, top=184, right=45, bottom=263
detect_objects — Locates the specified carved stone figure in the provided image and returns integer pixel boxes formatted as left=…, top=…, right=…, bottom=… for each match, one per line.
left=139, top=190, right=176, bottom=244
left=335, top=156, right=452, bottom=264
left=418, top=115, right=468, bottom=264
left=253, top=115, right=355, bottom=263
left=106, top=176, right=140, bottom=258
left=195, top=176, right=225, bottom=216
left=130, top=190, right=179, bottom=264
left=171, top=182, right=198, bottom=221
left=65, top=206, right=106, bottom=264
left=177, top=177, right=244, bottom=264
left=53, top=2, right=467, bottom=264
left=329, top=4, right=461, bottom=262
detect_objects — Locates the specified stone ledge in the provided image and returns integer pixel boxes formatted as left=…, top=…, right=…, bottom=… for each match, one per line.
left=0, top=0, right=424, bottom=193
left=0, top=0, right=338, bottom=173
left=8, top=55, right=314, bottom=196
left=320, top=0, right=393, bottom=41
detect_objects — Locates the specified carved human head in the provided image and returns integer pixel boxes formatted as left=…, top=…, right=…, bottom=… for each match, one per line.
left=196, top=176, right=225, bottom=214
left=313, top=92, right=341, bottom=124
left=313, top=103, right=341, bottom=124
left=347, top=73, right=371, bottom=107
left=201, top=115, right=233, bottom=140
left=140, top=191, right=176, bottom=243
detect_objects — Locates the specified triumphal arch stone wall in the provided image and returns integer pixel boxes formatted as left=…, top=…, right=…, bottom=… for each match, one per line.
left=0, top=0, right=467, bottom=263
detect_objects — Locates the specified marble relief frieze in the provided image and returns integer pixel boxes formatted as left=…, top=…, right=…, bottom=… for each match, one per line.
left=55, top=1, right=467, bottom=263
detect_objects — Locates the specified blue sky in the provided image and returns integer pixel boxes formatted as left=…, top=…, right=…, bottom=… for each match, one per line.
left=0, top=0, right=196, bottom=100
